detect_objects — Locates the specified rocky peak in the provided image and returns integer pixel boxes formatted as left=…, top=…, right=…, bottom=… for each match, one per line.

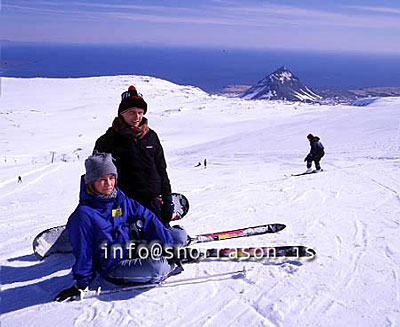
left=241, top=66, right=321, bottom=102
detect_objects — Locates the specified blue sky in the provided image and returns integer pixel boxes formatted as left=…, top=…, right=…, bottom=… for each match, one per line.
left=1, top=0, right=400, bottom=53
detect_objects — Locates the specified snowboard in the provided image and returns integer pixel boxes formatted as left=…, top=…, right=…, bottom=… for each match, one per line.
left=33, top=193, right=189, bottom=260
left=171, top=193, right=189, bottom=221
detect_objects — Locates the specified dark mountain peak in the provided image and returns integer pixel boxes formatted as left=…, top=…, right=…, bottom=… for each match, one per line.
left=273, top=66, right=291, bottom=75
left=241, top=66, right=321, bottom=102
left=267, top=66, right=296, bottom=84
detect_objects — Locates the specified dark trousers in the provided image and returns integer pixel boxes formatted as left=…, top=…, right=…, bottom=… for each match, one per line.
left=306, top=155, right=323, bottom=170
left=140, top=197, right=168, bottom=226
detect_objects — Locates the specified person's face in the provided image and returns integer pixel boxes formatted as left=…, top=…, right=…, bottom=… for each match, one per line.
left=121, top=107, right=145, bottom=128
left=93, top=175, right=116, bottom=195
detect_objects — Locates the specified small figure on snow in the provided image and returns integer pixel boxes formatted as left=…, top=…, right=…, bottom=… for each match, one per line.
left=204, top=158, right=207, bottom=168
left=304, top=134, right=325, bottom=172
left=194, top=162, right=202, bottom=167
left=94, top=86, right=174, bottom=226
left=17, top=176, right=22, bottom=183
left=54, top=151, right=187, bottom=302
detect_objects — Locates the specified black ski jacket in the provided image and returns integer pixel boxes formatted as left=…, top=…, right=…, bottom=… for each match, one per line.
left=309, top=136, right=325, bottom=158
left=94, top=128, right=171, bottom=204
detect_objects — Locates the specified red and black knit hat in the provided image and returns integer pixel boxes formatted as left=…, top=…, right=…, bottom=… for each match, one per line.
left=118, top=86, right=147, bottom=115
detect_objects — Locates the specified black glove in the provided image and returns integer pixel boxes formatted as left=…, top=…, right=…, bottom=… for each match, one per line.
left=304, top=154, right=311, bottom=162
left=161, top=195, right=174, bottom=225
left=54, top=285, right=82, bottom=302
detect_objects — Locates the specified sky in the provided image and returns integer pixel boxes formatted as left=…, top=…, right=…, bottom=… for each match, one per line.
left=1, top=0, right=400, bottom=53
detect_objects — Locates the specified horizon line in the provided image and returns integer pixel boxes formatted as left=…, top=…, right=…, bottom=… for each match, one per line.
left=2, top=39, right=400, bottom=56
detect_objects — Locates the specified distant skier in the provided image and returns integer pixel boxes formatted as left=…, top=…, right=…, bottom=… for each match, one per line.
left=17, top=176, right=22, bottom=183
left=194, top=162, right=201, bottom=167
left=204, top=158, right=207, bottom=168
left=54, top=151, right=187, bottom=302
left=304, top=134, right=324, bottom=172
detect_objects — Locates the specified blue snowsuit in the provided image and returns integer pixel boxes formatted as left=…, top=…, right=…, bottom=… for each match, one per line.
left=67, top=177, right=186, bottom=288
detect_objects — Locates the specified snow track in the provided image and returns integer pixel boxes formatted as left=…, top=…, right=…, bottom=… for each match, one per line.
left=0, top=163, right=64, bottom=200
left=1, top=77, right=400, bottom=327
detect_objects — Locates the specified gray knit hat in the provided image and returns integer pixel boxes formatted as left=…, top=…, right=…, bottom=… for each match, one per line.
left=84, top=151, right=118, bottom=184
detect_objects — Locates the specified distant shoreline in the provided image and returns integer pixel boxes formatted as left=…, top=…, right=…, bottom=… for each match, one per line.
left=212, top=85, right=400, bottom=96
left=2, top=42, right=400, bottom=92
left=213, top=85, right=400, bottom=105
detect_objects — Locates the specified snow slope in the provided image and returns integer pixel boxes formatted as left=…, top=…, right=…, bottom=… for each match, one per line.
left=1, top=76, right=400, bottom=327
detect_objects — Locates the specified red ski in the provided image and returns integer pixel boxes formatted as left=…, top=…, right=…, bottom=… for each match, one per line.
left=189, top=223, right=286, bottom=245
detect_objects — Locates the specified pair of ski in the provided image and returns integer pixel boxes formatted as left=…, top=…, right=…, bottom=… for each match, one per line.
left=291, top=169, right=324, bottom=177
left=186, top=223, right=315, bottom=261
left=33, top=222, right=315, bottom=261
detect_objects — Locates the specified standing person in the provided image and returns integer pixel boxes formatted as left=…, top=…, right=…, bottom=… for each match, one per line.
left=94, top=86, right=174, bottom=226
left=54, top=151, right=187, bottom=302
left=304, top=134, right=325, bottom=172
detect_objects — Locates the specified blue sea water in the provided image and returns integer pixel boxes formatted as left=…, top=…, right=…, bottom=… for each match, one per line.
left=2, top=42, right=400, bottom=91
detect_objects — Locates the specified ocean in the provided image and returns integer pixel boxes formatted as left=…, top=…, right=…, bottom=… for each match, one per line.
left=2, top=42, right=400, bottom=91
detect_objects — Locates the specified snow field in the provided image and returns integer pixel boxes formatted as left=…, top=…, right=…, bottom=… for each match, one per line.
left=1, top=76, right=399, bottom=326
